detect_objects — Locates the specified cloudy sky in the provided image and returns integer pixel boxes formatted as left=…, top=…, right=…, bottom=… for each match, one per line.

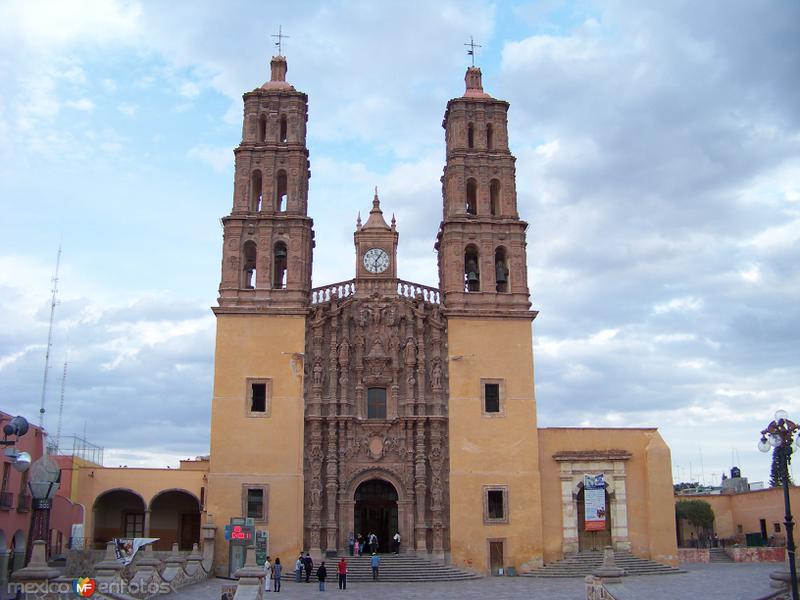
left=1, top=0, right=798, bottom=485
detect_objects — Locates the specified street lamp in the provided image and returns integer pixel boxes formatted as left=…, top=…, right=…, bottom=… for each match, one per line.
left=25, top=454, right=61, bottom=565
left=759, top=409, right=800, bottom=600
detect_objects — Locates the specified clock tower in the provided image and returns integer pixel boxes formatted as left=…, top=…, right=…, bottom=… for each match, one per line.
left=353, top=188, right=399, bottom=297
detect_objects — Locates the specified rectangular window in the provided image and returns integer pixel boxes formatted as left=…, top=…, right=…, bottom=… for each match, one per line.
left=367, top=388, right=387, bottom=419
left=774, top=523, right=781, bottom=533
left=124, top=513, right=144, bottom=537
left=737, top=524, right=743, bottom=534
left=481, top=379, right=504, bottom=416
left=246, top=378, right=271, bottom=416
left=485, top=384, right=500, bottom=413
left=246, top=488, right=264, bottom=520
left=251, top=383, right=266, bottom=412
left=483, top=485, right=509, bottom=524
left=1, top=463, right=10, bottom=492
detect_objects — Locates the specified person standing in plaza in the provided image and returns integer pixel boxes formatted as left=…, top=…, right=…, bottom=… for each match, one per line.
left=317, top=561, right=327, bottom=591
left=337, top=557, right=348, bottom=590
left=304, top=552, right=314, bottom=583
left=348, top=532, right=355, bottom=556
left=393, top=531, right=401, bottom=555
left=264, top=555, right=272, bottom=592
left=370, top=552, right=380, bottom=580
left=295, top=555, right=304, bottom=583
left=272, top=558, right=282, bottom=592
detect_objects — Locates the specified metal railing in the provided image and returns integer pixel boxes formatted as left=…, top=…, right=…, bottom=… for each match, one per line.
left=0, top=491, right=14, bottom=509
left=17, top=493, right=30, bottom=512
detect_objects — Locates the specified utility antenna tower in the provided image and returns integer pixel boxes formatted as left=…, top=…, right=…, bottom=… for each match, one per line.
left=54, top=354, right=69, bottom=453
left=39, top=244, right=61, bottom=429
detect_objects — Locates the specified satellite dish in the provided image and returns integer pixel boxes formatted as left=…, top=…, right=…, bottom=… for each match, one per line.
left=12, top=451, right=31, bottom=472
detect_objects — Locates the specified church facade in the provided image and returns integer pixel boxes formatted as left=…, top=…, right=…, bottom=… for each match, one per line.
left=203, top=54, right=678, bottom=575
left=62, top=54, right=677, bottom=577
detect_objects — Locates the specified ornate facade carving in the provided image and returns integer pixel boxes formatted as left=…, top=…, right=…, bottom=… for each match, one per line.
left=303, top=294, right=449, bottom=553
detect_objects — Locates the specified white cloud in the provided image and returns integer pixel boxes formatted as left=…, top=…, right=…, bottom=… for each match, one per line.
left=187, top=145, right=233, bottom=173
left=117, top=102, right=138, bottom=116
left=653, top=296, right=704, bottom=315
left=66, top=98, right=95, bottom=111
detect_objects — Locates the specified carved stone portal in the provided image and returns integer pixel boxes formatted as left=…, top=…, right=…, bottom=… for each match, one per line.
left=303, top=293, right=449, bottom=555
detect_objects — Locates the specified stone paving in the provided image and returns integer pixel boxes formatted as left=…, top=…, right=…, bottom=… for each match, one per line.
left=161, top=562, right=781, bottom=599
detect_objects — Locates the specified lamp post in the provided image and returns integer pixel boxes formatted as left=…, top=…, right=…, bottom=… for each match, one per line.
left=24, top=454, right=61, bottom=565
left=759, top=409, right=800, bottom=600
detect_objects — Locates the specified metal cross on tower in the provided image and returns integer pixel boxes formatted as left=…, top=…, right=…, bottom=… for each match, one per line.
left=464, top=36, right=482, bottom=67
left=272, top=25, right=289, bottom=56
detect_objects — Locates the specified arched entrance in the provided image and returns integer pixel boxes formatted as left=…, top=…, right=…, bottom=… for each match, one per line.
left=149, top=490, right=201, bottom=551
left=577, top=486, right=612, bottom=551
left=354, top=479, right=398, bottom=553
left=92, top=489, right=146, bottom=549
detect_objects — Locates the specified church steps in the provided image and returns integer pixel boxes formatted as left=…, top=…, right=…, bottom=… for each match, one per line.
left=522, top=551, right=686, bottom=578
left=317, top=554, right=481, bottom=582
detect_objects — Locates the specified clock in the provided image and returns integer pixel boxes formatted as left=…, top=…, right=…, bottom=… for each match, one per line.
left=363, top=248, right=390, bottom=273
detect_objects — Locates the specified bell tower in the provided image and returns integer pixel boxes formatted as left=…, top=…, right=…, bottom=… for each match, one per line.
left=208, top=54, right=310, bottom=573
left=217, top=54, right=314, bottom=313
left=439, top=66, right=544, bottom=572
left=436, top=66, right=531, bottom=315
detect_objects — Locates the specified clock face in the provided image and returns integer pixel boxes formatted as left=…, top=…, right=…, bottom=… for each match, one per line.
left=363, top=247, right=390, bottom=274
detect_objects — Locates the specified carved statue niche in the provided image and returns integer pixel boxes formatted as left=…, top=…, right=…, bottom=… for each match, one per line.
left=312, top=358, right=324, bottom=388
left=403, top=338, right=417, bottom=366
left=338, top=340, right=350, bottom=367
left=431, top=358, right=443, bottom=390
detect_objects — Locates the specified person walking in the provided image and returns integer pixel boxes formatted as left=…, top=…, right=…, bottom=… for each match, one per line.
left=316, top=561, right=327, bottom=591
left=393, top=531, right=401, bottom=555
left=264, top=555, right=272, bottom=592
left=347, top=532, right=355, bottom=557
left=295, top=555, right=304, bottom=583
left=304, top=552, right=314, bottom=583
left=370, top=552, right=380, bottom=580
left=369, top=532, right=378, bottom=554
left=356, top=534, right=364, bottom=556
left=272, top=558, right=282, bottom=592
left=337, top=557, right=348, bottom=590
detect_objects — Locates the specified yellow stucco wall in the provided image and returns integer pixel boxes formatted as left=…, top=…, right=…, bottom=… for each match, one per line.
left=678, top=487, right=800, bottom=540
left=72, top=465, right=206, bottom=540
left=447, top=317, right=543, bottom=574
left=538, top=428, right=678, bottom=566
left=207, top=314, right=306, bottom=572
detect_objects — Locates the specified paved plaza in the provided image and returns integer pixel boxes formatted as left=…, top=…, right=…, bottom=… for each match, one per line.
left=161, top=563, right=780, bottom=600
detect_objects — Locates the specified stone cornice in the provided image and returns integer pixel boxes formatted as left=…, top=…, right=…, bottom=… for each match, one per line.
left=552, top=450, right=633, bottom=462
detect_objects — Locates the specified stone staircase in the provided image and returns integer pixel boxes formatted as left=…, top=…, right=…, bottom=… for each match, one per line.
left=710, top=548, right=735, bottom=563
left=522, top=550, right=686, bottom=578
left=324, top=554, right=480, bottom=582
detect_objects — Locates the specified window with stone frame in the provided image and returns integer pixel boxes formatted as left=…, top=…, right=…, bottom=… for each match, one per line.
left=367, top=387, right=387, bottom=419
left=242, top=485, right=269, bottom=523
left=247, top=378, right=271, bottom=417
left=483, top=485, right=509, bottom=524
left=124, top=512, right=145, bottom=537
left=481, top=379, right=505, bottom=416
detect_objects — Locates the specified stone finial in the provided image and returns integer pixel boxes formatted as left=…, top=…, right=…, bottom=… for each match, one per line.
left=391, top=213, right=396, bottom=231
left=592, top=546, right=625, bottom=581
left=356, top=212, right=362, bottom=230
left=261, top=55, right=294, bottom=90
left=362, top=187, right=390, bottom=230
left=464, top=66, right=490, bottom=98
left=10, top=540, right=60, bottom=581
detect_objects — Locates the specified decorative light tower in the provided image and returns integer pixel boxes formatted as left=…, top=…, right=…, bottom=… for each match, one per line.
left=759, top=409, right=800, bottom=600
left=25, top=454, right=61, bottom=565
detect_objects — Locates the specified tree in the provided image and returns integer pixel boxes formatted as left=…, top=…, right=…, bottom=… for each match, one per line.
left=770, top=446, right=794, bottom=488
left=676, top=500, right=715, bottom=531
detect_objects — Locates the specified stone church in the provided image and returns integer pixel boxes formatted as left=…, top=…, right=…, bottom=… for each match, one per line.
left=59, top=53, right=677, bottom=577
left=202, top=53, right=678, bottom=575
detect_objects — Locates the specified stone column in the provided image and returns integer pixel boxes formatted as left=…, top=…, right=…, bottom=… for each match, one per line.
left=9, top=540, right=60, bottom=597
left=561, top=471, right=579, bottom=555
left=0, top=549, right=9, bottom=588
left=201, top=517, right=217, bottom=574
left=144, top=509, right=152, bottom=537
left=610, top=467, right=631, bottom=551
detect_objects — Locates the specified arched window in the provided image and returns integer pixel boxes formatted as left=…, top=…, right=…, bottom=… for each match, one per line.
left=258, top=114, right=267, bottom=142
left=242, top=241, right=257, bottom=289
left=464, top=245, right=480, bottom=292
left=273, top=241, right=287, bottom=289
left=276, top=170, right=287, bottom=212
left=490, top=179, right=500, bottom=216
left=466, top=179, right=477, bottom=215
left=467, top=123, right=474, bottom=149
left=495, top=247, right=509, bottom=293
left=279, top=115, right=288, bottom=143
left=250, top=170, right=263, bottom=211
left=487, top=123, right=494, bottom=150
